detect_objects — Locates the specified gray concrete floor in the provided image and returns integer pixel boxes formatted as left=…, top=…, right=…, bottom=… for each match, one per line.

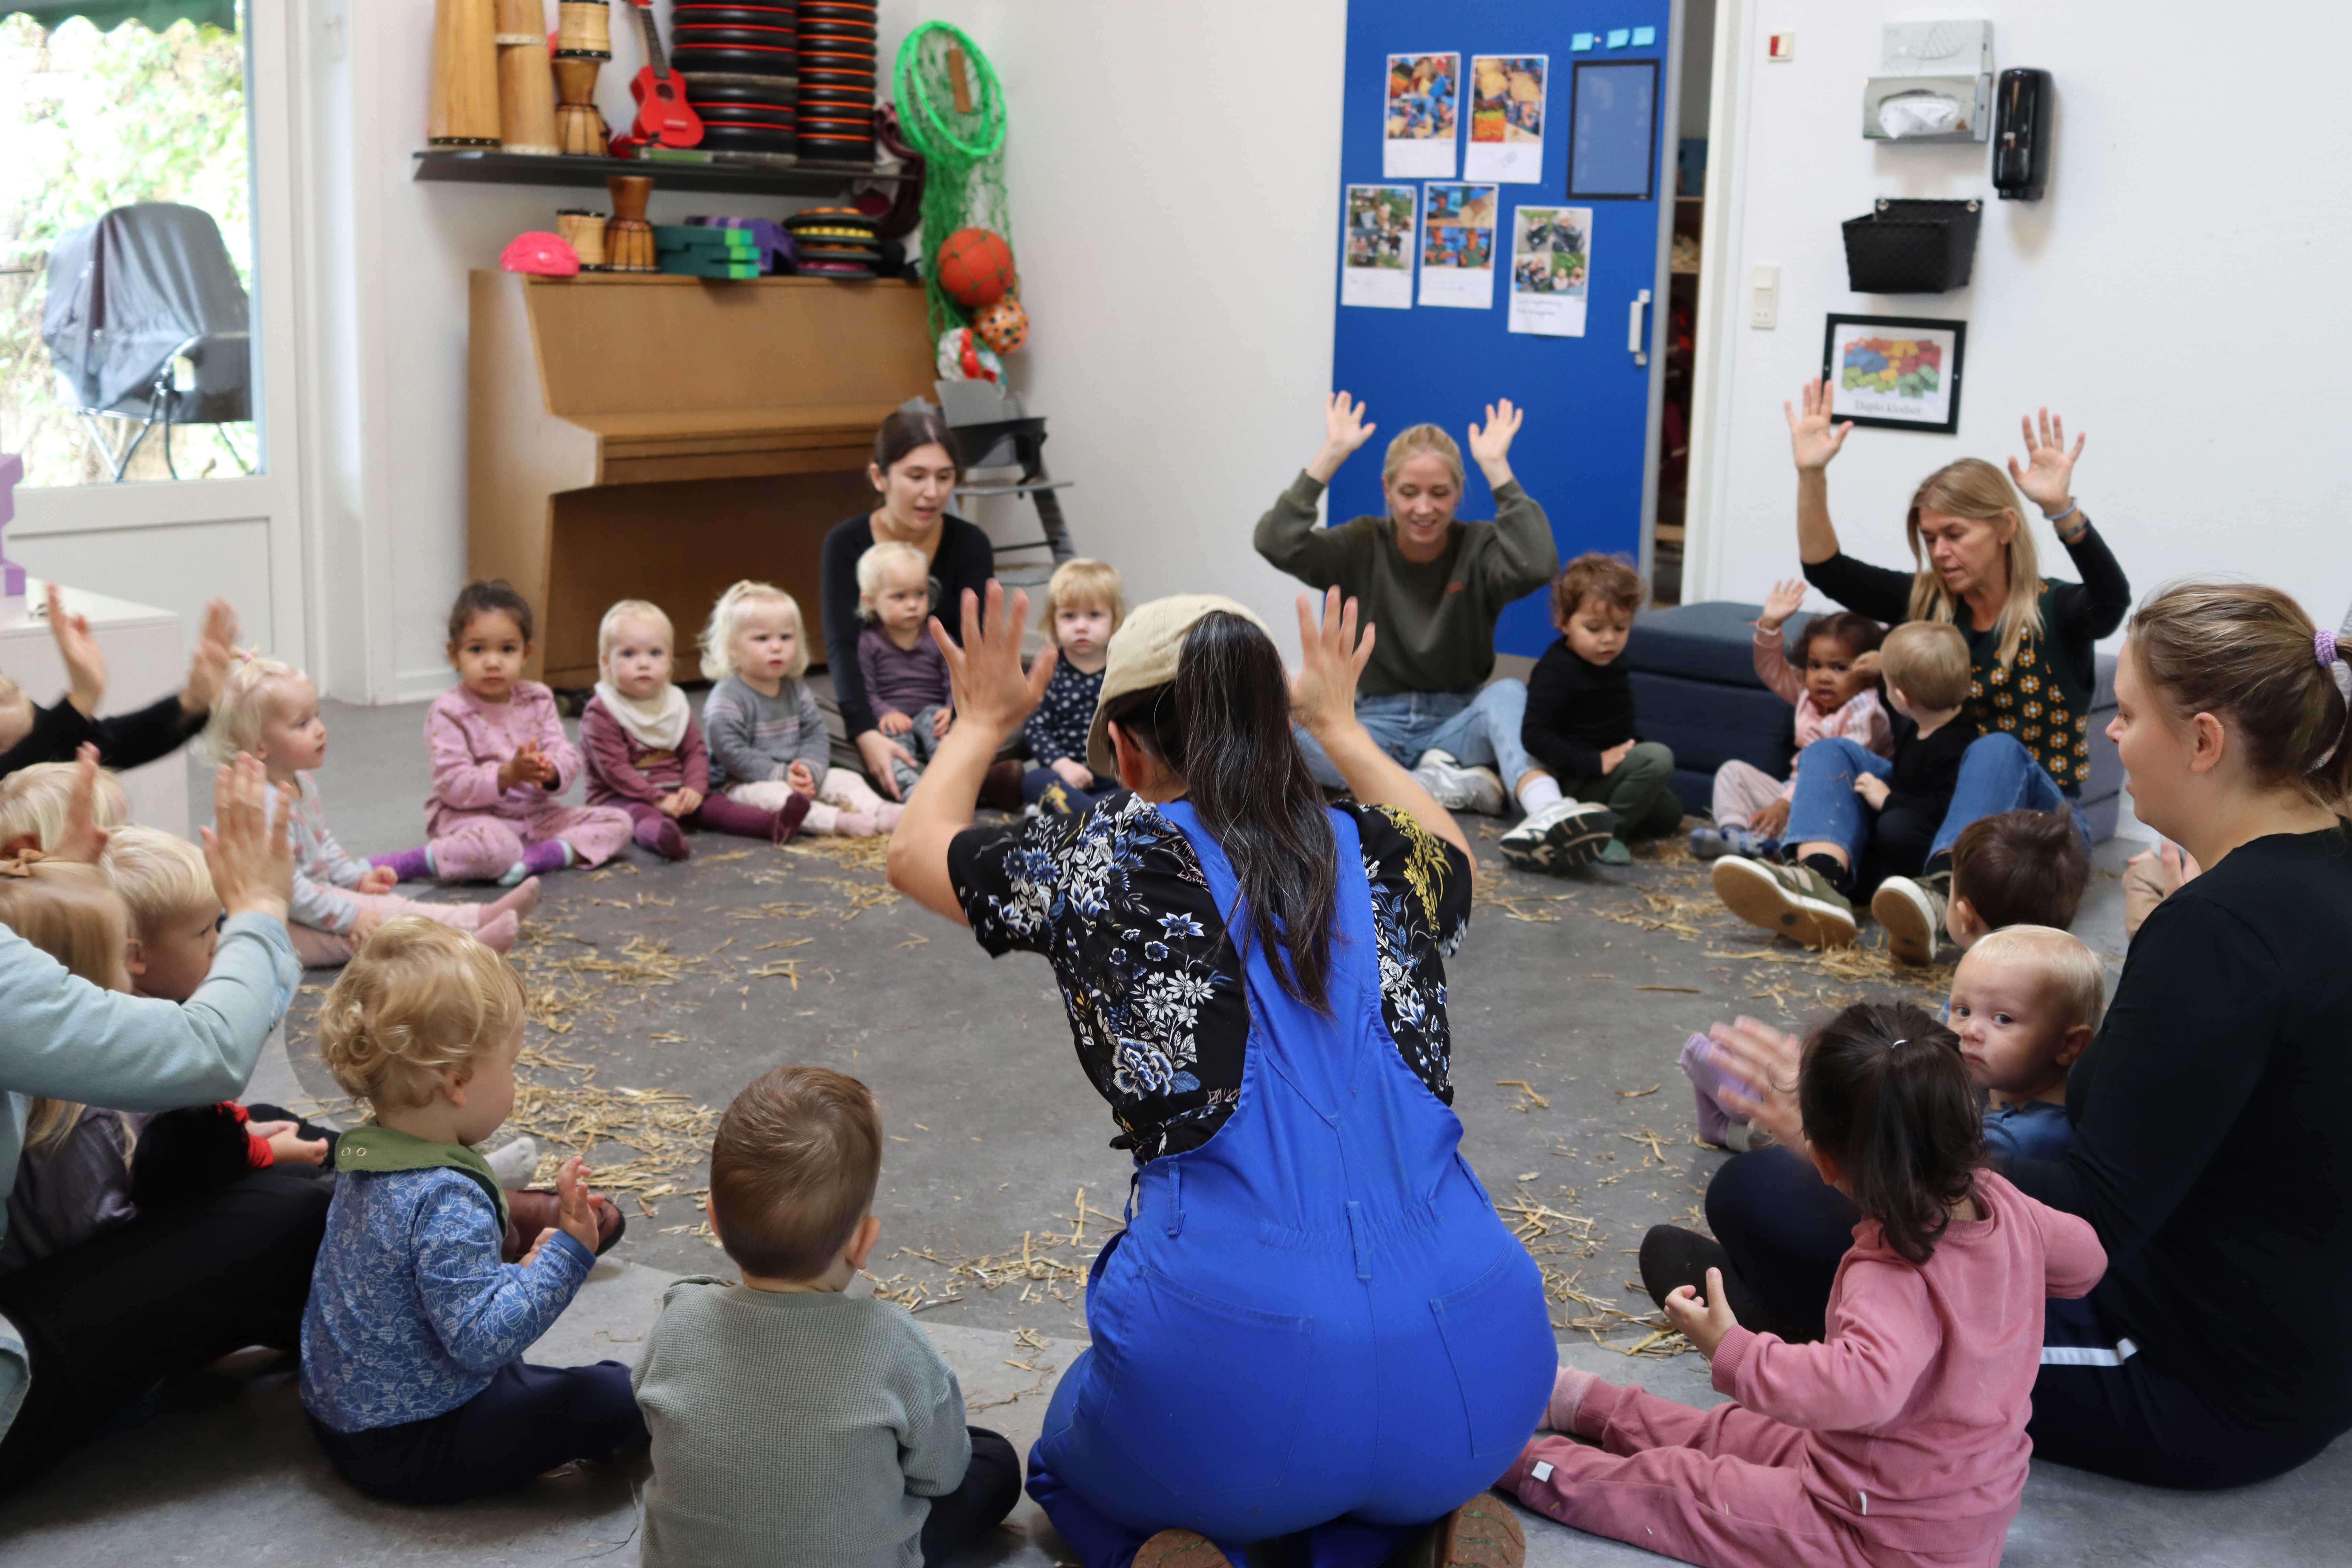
left=0, top=696, right=2337, bottom=1563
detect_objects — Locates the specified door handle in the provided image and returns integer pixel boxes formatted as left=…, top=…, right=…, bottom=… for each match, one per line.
left=1628, top=289, right=1652, bottom=365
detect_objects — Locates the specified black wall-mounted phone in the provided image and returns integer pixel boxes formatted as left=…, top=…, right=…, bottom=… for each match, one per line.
left=1993, top=68, right=2051, bottom=200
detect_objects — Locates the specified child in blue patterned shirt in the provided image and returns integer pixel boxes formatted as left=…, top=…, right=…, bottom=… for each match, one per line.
left=1022, top=558, right=1125, bottom=815
left=299, top=918, right=646, bottom=1503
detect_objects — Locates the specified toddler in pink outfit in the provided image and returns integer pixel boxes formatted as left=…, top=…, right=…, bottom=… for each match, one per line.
left=1694, top=581, right=1892, bottom=860
left=1510, top=1000, right=2104, bottom=1568
left=399, top=581, right=632, bottom=886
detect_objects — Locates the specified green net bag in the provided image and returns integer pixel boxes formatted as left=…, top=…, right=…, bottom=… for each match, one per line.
left=891, top=21, right=1011, bottom=338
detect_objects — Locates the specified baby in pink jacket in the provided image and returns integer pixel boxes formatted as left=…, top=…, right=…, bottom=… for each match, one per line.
left=1510, top=1001, right=2104, bottom=1568
left=379, top=582, right=632, bottom=887
left=1694, top=581, right=1892, bottom=860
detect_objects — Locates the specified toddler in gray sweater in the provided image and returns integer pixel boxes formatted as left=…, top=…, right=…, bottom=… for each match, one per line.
left=633, top=1066, right=1021, bottom=1567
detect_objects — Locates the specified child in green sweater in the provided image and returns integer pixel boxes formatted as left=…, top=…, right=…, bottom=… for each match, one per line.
left=633, top=1066, right=1022, bottom=1568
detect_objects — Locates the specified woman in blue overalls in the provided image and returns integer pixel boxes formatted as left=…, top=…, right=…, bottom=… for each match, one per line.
left=892, top=583, right=1557, bottom=1568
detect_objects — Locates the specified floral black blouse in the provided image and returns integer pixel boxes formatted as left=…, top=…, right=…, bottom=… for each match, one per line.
left=948, top=792, right=1472, bottom=1162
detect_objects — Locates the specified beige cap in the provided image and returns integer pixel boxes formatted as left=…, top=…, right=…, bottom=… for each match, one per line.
left=1084, top=593, right=1269, bottom=777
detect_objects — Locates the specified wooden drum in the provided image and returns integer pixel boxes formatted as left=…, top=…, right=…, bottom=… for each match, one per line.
left=556, top=209, right=609, bottom=269
left=555, top=0, right=613, bottom=59
left=428, top=0, right=502, bottom=147
left=605, top=174, right=657, bottom=271
left=495, top=0, right=560, bottom=158
left=553, top=56, right=609, bottom=154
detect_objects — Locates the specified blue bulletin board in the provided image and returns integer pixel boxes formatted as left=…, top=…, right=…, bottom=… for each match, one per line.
left=1334, top=0, right=1676, bottom=659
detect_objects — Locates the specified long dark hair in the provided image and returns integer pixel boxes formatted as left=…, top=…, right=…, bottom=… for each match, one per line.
left=1798, top=1001, right=1981, bottom=1266
left=870, top=408, right=964, bottom=484
left=1099, top=612, right=1339, bottom=1011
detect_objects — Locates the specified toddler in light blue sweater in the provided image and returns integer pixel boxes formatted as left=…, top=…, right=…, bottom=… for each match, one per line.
left=298, top=918, right=645, bottom=1503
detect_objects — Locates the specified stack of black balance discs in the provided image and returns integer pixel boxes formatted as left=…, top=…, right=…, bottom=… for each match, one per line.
left=673, top=1, right=797, bottom=155
left=794, top=0, right=875, bottom=164
left=784, top=207, right=880, bottom=278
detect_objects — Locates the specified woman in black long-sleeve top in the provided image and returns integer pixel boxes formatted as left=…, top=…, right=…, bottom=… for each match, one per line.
left=1655, top=581, right=2352, bottom=1490
left=817, top=410, right=997, bottom=800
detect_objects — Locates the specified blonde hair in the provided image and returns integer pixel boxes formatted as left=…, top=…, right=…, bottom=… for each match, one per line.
left=1905, top=458, right=2045, bottom=671
left=1380, top=423, right=1465, bottom=491
left=0, top=762, right=129, bottom=853
left=101, top=825, right=217, bottom=937
left=597, top=599, right=676, bottom=673
left=1880, top=620, right=1973, bottom=712
left=316, top=917, right=526, bottom=1112
left=202, top=651, right=306, bottom=764
left=2128, top=581, right=2352, bottom=807
left=699, top=580, right=808, bottom=682
left=1964, top=923, right=2106, bottom=1036
left=1046, top=558, right=1127, bottom=641
left=0, top=861, right=132, bottom=1150
left=854, top=541, right=930, bottom=621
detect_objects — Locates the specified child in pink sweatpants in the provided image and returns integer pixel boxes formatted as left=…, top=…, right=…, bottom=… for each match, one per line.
left=413, top=582, right=632, bottom=886
left=1509, top=1002, right=2105, bottom=1568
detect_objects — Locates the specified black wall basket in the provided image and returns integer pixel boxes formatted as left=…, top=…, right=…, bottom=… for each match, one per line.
left=1841, top=197, right=1981, bottom=293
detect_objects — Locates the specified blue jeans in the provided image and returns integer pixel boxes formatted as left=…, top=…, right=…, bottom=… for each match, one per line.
left=1786, top=732, right=2086, bottom=873
left=1293, top=682, right=1539, bottom=794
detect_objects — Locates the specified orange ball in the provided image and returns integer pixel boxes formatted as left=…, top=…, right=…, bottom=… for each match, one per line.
left=974, top=297, right=1028, bottom=354
left=936, top=227, right=1015, bottom=308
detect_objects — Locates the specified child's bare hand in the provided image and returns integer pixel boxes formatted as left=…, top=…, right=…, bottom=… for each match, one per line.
left=1852, top=650, right=1882, bottom=679
left=46, top=583, right=107, bottom=717
left=1853, top=774, right=1890, bottom=810
left=672, top=786, right=703, bottom=817
left=1664, top=1267, right=1741, bottom=1357
left=181, top=599, right=239, bottom=715
left=519, top=1228, right=559, bottom=1268
left=1050, top=756, right=1095, bottom=790
left=261, top=1124, right=330, bottom=1165
left=878, top=710, right=913, bottom=736
left=554, top=1155, right=601, bottom=1254
left=785, top=761, right=817, bottom=795
left=348, top=904, right=386, bottom=943
left=657, top=791, right=688, bottom=818
left=931, top=707, right=953, bottom=739
left=1758, top=578, right=1807, bottom=632
left=1750, top=798, right=1791, bottom=839
left=1601, top=740, right=1636, bottom=774
left=356, top=865, right=397, bottom=894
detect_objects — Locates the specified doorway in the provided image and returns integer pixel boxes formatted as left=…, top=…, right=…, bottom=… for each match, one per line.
left=1648, top=0, right=1716, bottom=607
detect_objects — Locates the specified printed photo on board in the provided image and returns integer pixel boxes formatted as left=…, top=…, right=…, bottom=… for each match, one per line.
left=1383, top=51, right=1461, bottom=178
left=1341, top=183, right=1418, bottom=310
left=1466, top=54, right=1548, bottom=183
left=1508, top=205, right=1591, bottom=336
left=1418, top=181, right=1497, bottom=309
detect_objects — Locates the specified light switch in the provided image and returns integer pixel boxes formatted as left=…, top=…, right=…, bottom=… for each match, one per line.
left=1749, top=264, right=1780, bottom=329
left=1769, top=31, right=1797, bottom=62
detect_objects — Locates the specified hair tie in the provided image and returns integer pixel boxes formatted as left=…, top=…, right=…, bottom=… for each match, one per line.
left=0, top=848, right=45, bottom=879
left=2320, top=629, right=2341, bottom=670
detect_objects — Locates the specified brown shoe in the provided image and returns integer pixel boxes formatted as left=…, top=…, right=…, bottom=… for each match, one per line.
left=1133, top=1531, right=1236, bottom=1568
left=1386, top=1494, right=1527, bottom=1568
left=502, top=1189, right=626, bottom=1263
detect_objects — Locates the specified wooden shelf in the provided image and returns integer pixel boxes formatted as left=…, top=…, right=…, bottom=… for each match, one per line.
left=413, top=148, right=903, bottom=197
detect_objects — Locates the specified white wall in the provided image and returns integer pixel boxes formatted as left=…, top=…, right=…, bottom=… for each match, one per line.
left=1685, top=1, right=2352, bottom=641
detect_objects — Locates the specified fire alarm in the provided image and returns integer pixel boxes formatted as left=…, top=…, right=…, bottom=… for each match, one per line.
left=1769, top=32, right=1796, bottom=62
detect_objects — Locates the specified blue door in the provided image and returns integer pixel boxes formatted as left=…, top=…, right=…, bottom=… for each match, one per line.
left=1332, top=0, right=1677, bottom=659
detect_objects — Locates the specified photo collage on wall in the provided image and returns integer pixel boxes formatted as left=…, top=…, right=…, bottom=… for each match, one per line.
left=1344, top=45, right=1590, bottom=333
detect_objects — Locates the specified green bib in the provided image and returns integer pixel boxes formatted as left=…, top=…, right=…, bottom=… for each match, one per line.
left=333, top=1120, right=508, bottom=1229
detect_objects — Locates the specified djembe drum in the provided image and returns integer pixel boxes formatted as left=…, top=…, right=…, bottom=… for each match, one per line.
left=605, top=174, right=657, bottom=270
left=554, top=56, right=610, bottom=154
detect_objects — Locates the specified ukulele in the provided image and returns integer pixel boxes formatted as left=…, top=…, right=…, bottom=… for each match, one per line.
left=624, top=0, right=703, bottom=148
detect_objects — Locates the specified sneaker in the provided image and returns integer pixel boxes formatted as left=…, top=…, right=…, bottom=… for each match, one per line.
left=486, top=1136, right=540, bottom=1187
left=1872, top=871, right=1951, bottom=965
left=1711, top=855, right=1858, bottom=948
left=1412, top=748, right=1507, bottom=815
left=1133, top=1530, right=1238, bottom=1568
left=1637, top=1224, right=1822, bottom=1343
left=1723, top=1120, right=1777, bottom=1152
left=1597, top=838, right=1634, bottom=866
left=1689, top=826, right=1735, bottom=859
left=1498, top=799, right=1619, bottom=875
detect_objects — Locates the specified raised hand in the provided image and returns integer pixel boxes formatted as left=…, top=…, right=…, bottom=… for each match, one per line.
left=181, top=599, right=239, bottom=716
left=2007, top=407, right=2086, bottom=519
left=1758, top=577, right=1807, bottom=633
left=1289, top=587, right=1374, bottom=740
left=1467, top=398, right=1524, bottom=485
left=1307, top=392, right=1379, bottom=483
left=554, top=1155, right=601, bottom=1254
left=45, top=583, right=106, bottom=717
left=203, top=752, right=296, bottom=922
left=1710, top=1015, right=1806, bottom=1149
left=1785, top=377, right=1854, bottom=473
left=932, top=581, right=1055, bottom=740
left=52, top=743, right=112, bottom=864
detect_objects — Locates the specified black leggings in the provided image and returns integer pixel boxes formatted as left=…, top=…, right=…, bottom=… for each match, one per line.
left=1702, top=1150, right=2350, bottom=1489
left=309, top=1358, right=649, bottom=1504
left=0, top=1167, right=330, bottom=1492
left=923, top=1426, right=1024, bottom=1563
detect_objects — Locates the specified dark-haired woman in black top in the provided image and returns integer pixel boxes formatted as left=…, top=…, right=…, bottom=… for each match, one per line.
left=817, top=410, right=997, bottom=800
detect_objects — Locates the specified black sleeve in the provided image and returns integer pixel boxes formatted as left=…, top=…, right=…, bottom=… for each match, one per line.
left=932, top=518, right=999, bottom=639
left=2003, top=891, right=2282, bottom=1270
left=2041, top=522, right=2132, bottom=686
left=0, top=697, right=106, bottom=778
left=93, top=692, right=203, bottom=771
left=1801, top=552, right=1916, bottom=624
left=1520, top=647, right=1607, bottom=781
left=818, top=519, right=878, bottom=738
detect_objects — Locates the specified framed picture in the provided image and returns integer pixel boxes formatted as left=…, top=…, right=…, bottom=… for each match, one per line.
left=1566, top=58, right=1659, bottom=200
left=1821, top=314, right=1967, bottom=433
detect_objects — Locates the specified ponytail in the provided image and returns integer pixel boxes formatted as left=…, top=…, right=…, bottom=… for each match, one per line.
left=1798, top=1001, right=1980, bottom=1267
left=1099, top=613, right=1339, bottom=1011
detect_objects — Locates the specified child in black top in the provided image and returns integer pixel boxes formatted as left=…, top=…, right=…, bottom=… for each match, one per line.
left=0, top=585, right=238, bottom=781
left=1021, top=560, right=1125, bottom=816
left=1506, top=553, right=1680, bottom=871
left=1711, top=620, right=1971, bottom=948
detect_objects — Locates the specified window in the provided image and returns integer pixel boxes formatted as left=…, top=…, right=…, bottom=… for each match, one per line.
left=0, top=0, right=259, bottom=485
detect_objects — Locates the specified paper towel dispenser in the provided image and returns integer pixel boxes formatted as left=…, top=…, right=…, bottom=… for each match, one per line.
left=1862, top=74, right=1990, bottom=142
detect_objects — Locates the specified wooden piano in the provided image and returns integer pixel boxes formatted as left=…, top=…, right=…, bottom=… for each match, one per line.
left=468, top=270, right=934, bottom=686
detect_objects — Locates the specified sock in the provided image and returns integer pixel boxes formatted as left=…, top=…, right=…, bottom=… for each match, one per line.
left=1516, top=774, right=1563, bottom=814
left=371, top=846, right=434, bottom=882
left=635, top=814, right=690, bottom=861
left=501, top=839, right=573, bottom=885
left=1546, top=1365, right=1602, bottom=1434
left=1800, top=852, right=1853, bottom=895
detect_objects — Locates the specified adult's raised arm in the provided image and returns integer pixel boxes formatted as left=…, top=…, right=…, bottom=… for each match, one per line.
left=887, top=582, right=1056, bottom=925
left=1291, top=588, right=1471, bottom=865
left=1467, top=398, right=1560, bottom=601
left=1255, top=393, right=1379, bottom=588
left=1787, top=378, right=1854, bottom=567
